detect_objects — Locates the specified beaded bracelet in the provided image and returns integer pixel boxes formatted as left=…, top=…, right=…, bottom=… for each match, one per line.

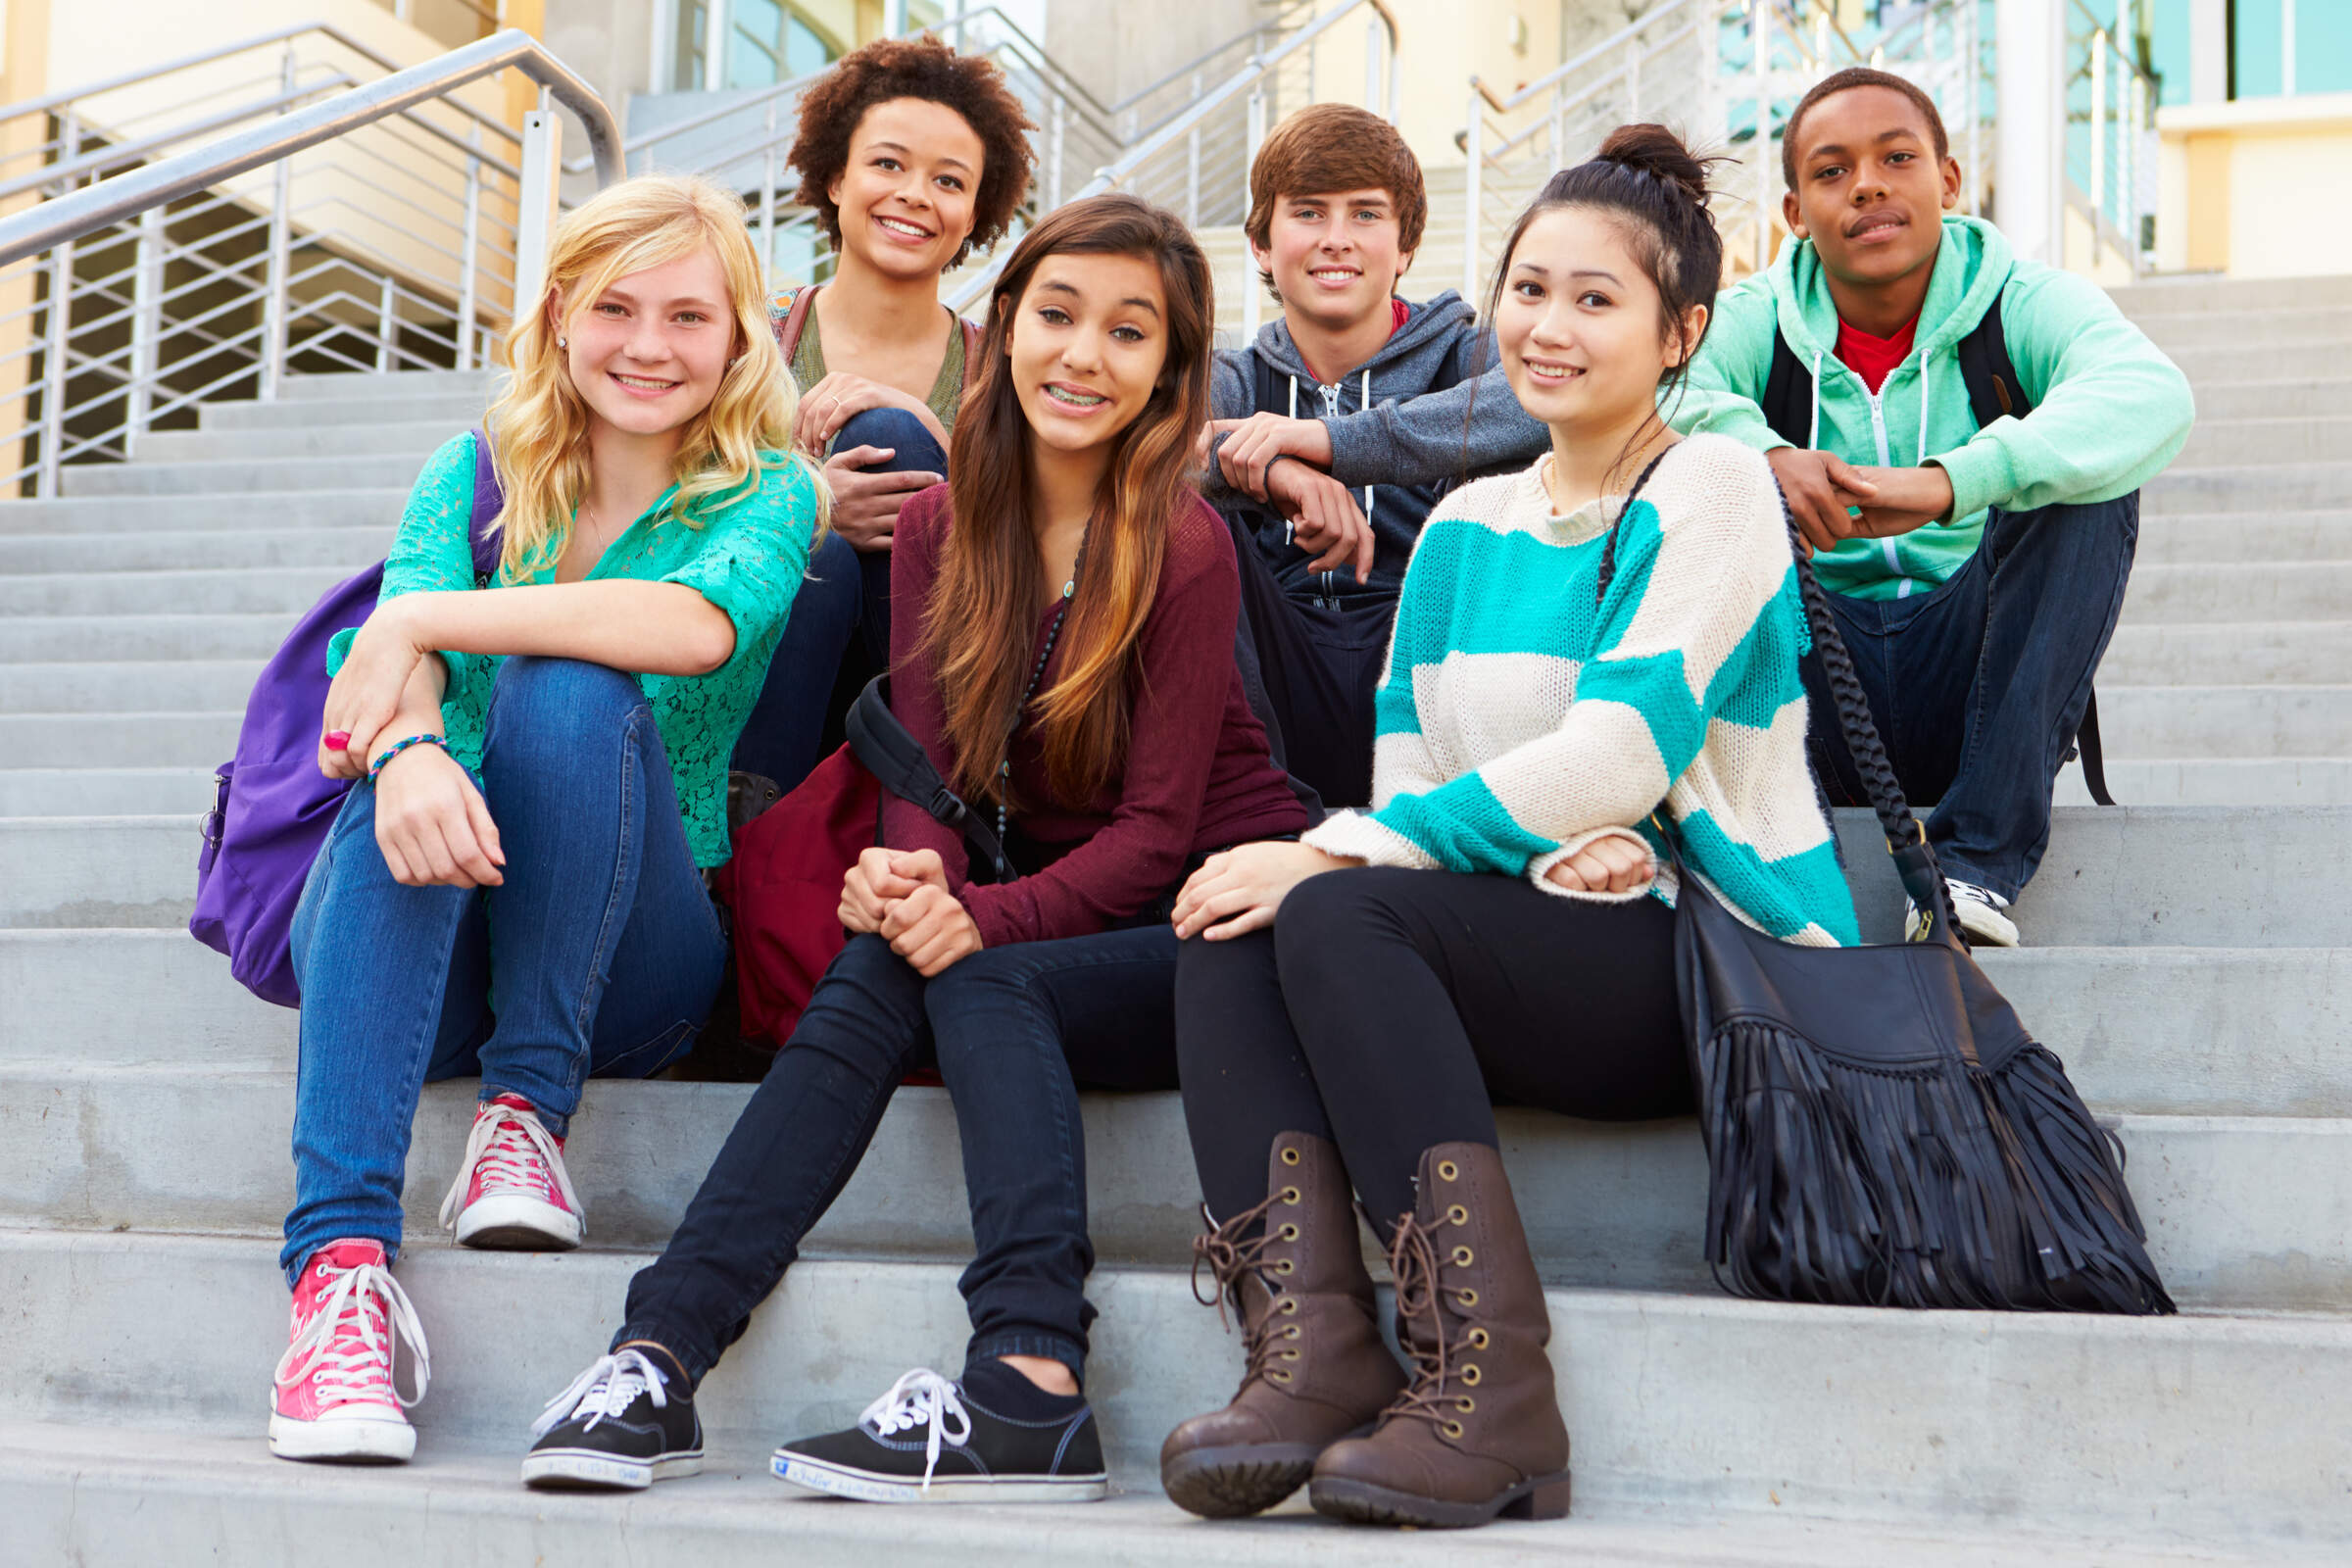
left=366, top=733, right=447, bottom=785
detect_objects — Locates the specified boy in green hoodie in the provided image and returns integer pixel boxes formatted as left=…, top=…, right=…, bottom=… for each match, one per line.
left=1673, top=68, right=2193, bottom=946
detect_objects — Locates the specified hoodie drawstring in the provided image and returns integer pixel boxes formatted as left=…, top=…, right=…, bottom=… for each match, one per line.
left=1286, top=368, right=1375, bottom=608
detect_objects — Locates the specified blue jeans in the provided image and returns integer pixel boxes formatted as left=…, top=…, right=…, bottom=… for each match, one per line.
left=613, top=924, right=1180, bottom=1387
left=1801, top=494, right=2138, bottom=901
left=280, top=657, right=729, bottom=1285
left=730, top=408, right=948, bottom=789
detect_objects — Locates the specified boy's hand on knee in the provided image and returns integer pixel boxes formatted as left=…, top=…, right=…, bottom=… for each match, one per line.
left=1767, top=447, right=1878, bottom=556
left=824, top=452, right=942, bottom=551
left=879, top=882, right=982, bottom=976
left=1203, top=413, right=1335, bottom=501
left=1266, top=462, right=1374, bottom=583
left=1844, top=464, right=1954, bottom=537
left=372, top=745, right=504, bottom=889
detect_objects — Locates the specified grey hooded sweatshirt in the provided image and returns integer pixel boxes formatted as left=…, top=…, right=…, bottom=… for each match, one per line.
left=1205, top=290, right=1548, bottom=600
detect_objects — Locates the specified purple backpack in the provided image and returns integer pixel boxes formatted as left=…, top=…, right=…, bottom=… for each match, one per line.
left=192, top=429, right=505, bottom=1006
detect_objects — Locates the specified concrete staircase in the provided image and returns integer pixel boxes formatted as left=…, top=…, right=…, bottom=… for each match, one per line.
left=3, top=278, right=2350, bottom=1564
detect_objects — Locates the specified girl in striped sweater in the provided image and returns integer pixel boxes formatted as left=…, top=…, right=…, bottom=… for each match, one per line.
left=1159, top=126, right=1860, bottom=1531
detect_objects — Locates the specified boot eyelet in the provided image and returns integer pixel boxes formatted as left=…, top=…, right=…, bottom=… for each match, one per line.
left=1437, top=1160, right=1459, bottom=1182
left=1282, top=1349, right=1300, bottom=1361
left=1286, top=1325, right=1301, bottom=1340
left=1457, top=1396, right=1476, bottom=1413
left=1461, top=1363, right=1482, bottom=1386
left=1457, top=1288, right=1479, bottom=1306
left=1446, top=1203, right=1468, bottom=1226
left=1468, top=1328, right=1491, bottom=1348
left=1279, top=1298, right=1299, bottom=1315
left=1442, top=1420, right=1464, bottom=1440
left=1281, top=1147, right=1301, bottom=1165
left=1281, top=1186, right=1301, bottom=1204
left=1270, top=1370, right=1294, bottom=1384
left=1451, top=1246, right=1475, bottom=1266
left=1280, top=1224, right=1299, bottom=1241
left=1276, top=1259, right=1296, bottom=1275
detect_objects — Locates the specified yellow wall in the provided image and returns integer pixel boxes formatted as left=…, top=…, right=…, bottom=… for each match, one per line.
left=2156, top=94, right=2352, bottom=279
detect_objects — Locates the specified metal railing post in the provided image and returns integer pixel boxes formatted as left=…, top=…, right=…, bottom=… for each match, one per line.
left=1048, top=95, right=1065, bottom=210
left=125, top=202, right=165, bottom=454
left=2124, top=68, right=2141, bottom=268
left=760, top=94, right=779, bottom=280
left=2089, top=30, right=2106, bottom=265
left=1753, top=0, right=1772, bottom=272
left=1965, top=0, right=1983, bottom=216
left=1462, top=92, right=1482, bottom=302
left=512, top=107, right=565, bottom=341
left=455, top=122, right=484, bottom=373
left=1627, top=38, right=1642, bottom=122
left=259, top=44, right=298, bottom=400
left=1186, top=73, right=1202, bottom=228
left=37, top=118, right=80, bottom=498
left=376, top=271, right=397, bottom=371
left=1243, top=87, right=1267, bottom=342
left=1364, top=18, right=1378, bottom=110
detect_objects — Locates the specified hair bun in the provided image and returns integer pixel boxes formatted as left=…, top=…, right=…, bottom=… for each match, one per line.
left=1594, top=122, right=1711, bottom=210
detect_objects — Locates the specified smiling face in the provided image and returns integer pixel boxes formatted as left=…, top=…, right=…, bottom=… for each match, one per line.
left=1004, top=251, right=1170, bottom=466
left=1254, top=186, right=1410, bottom=331
left=556, top=244, right=737, bottom=440
left=828, top=96, right=984, bottom=280
left=1493, top=207, right=1701, bottom=435
left=1784, top=85, right=1962, bottom=291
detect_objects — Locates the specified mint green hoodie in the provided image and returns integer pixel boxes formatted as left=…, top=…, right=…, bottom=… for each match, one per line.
left=1671, top=215, right=2194, bottom=601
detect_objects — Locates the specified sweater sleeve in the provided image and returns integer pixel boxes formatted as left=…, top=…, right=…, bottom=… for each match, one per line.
left=1929, top=266, right=2195, bottom=524
left=1321, top=339, right=1550, bottom=490
left=1667, top=277, right=1796, bottom=455
left=957, top=504, right=1240, bottom=947
left=1306, top=441, right=1793, bottom=875
left=878, top=485, right=974, bottom=879
left=1196, top=348, right=1256, bottom=507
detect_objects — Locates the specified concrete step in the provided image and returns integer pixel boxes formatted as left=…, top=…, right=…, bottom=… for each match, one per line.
left=2177, top=416, right=2352, bottom=468
left=4, top=1229, right=2346, bottom=1545
left=60, top=455, right=429, bottom=497
left=2101, top=622, right=2352, bottom=685
left=2164, top=342, right=2352, bottom=383
left=0, top=490, right=404, bottom=534
left=9, top=1422, right=2307, bottom=1568
left=13, top=807, right=2348, bottom=943
left=134, top=420, right=472, bottom=464
left=0, top=612, right=297, bottom=662
left=2177, top=378, right=2352, bottom=422
left=200, top=393, right=490, bottom=431
left=2132, top=305, right=2352, bottom=351
left=2055, top=758, right=2352, bottom=807
left=0, top=766, right=217, bottom=815
left=2120, top=562, right=2352, bottom=623
left=278, top=368, right=495, bottom=401
left=0, top=662, right=259, bottom=714
left=2094, top=685, right=2352, bottom=758
left=16, top=928, right=2343, bottom=1116
left=0, top=527, right=389, bottom=574
left=3, top=1065, right=2338, bottom=1311
left=0, top=564, right=351, bottom=616
left=2113, top=273, right=2352, bottom=317
left=2141, top=461, right=2352, bottom=515
left=0, top=710, right=238, bottom=767
left=2135, top=511, right=2352, bottom=564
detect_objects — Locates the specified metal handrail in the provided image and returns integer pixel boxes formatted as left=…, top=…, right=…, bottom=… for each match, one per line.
left=0, top=29, right=619, bottom=269
left=1468, top=0, right=1703, bottom=116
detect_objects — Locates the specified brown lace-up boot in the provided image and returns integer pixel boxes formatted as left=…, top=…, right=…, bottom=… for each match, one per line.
left=1160, top=1131, right=1407, bottom=1518
left=1307, top=1141, right=1572, bottom=1528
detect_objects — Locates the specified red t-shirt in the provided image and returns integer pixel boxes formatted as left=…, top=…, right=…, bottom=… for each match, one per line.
left=1835, top=313, right=1918, bottom=395
left=883, top=485, right=1311, bottom=948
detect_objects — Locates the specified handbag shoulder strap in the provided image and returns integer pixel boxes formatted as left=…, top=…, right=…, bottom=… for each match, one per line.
left=843, top=675, right=1017, bottom=882
left=467, top=426, right=505, bottom=582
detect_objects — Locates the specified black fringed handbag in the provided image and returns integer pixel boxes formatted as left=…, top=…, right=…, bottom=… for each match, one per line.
left=1664, top=507, right=2175, bottom=1315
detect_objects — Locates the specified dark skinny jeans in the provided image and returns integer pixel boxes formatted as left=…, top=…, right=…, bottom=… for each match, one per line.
left=617, top=923, right=1179, bottom=1387
left=1176, top=866, right=1689, bottom=1236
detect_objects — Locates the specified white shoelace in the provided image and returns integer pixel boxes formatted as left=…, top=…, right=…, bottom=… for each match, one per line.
left=858, top=1368, right=972, bottom=1492
left=273, top=1255, right=430, bottom=1410
left=436, top=1099, right=583, bottom=1234
left=531, top=1348, right=669, bottom=1439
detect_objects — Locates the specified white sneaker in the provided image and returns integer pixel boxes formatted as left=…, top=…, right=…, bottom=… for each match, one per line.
left=438, top=1093, right=584, bottom=1250
left=1905, top=878, right=2020, bottom=949
left=270, top=1239, right=430, bottom=1462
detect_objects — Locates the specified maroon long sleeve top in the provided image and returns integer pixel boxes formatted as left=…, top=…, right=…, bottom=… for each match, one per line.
left=883, top=483, right=1311, bottom=948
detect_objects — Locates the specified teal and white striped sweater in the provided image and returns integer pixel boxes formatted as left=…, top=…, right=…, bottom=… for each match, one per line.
left=1303, top=433, right=1860, bottom=948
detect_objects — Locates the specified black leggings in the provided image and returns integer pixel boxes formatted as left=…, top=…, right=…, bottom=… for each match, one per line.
left=1175, top=866, right=1690, bottom=1233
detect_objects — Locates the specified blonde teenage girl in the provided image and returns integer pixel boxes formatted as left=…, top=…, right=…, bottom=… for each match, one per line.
left=268, top=174, right=825, bottom=1465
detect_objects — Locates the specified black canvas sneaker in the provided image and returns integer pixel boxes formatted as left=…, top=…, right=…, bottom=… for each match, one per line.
left=770, top=1367, right=1108, bottom=1503
left=522, top=1348, right=704, bottom=1491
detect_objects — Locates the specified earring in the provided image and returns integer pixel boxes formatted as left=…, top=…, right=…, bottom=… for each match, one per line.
left=557, top=335, right=567, bottom=349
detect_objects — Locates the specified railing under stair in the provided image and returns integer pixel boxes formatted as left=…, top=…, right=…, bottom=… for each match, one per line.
left=0, top=24, right=615, bottom=497
left=2066, top=0, right=2158, bottom=272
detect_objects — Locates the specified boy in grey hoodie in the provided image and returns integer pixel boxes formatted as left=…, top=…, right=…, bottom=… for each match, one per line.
left=1200, top=105, right=1546, bottom=807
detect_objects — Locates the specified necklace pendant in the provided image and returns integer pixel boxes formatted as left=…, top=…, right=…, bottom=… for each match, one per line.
left=1061, top=579, right=1074, bottom=599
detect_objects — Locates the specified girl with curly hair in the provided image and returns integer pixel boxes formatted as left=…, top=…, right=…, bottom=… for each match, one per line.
left=267, top=174, right=827, bottom=1465
left=734, top=32, right=1037, bottom=791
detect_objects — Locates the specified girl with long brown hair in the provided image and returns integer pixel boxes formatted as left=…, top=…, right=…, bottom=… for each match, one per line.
left=525, top=194, right=1311, bottom=1501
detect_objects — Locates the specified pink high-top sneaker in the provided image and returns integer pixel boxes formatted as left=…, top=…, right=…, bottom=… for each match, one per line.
left=437, top=1093, right=584, bottom=1250
left=270, top=1239, right=430, bottom=1463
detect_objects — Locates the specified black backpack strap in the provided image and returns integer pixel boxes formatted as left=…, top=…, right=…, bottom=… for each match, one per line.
left=1758, top=327, right=1814, bottom=449
left=1252, top=345, right=1281, bottom=417
left=2073, top=688, right=2115, bottom=808
left=1954, top=282, right=2034, bottom=426
left=844, top=676, right=1017, bottom=882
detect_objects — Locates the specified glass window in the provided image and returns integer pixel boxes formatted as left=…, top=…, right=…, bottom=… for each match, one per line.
left=672, top=0, right=710, bottom=92
left=2234, top=0, right=2285, bottom=99
left=727, top=0, right=840, bottom=90
left=2147, top=0, right=2193, bottom=107
left=2291, top=3, right=2352, bottom=95
left=2232, top=0, right=2352, bottom=99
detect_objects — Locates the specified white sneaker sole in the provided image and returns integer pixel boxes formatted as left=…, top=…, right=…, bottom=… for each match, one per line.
left=521, top=1446, right=704, bottom=1491
left=269, top=1409, right=416, bottom=1463
left=1904, top=899, right=2021, bottom=949
left=771, top=1448, right=1107, bottom=1504
left=455, top=1193, right=582, bottom=1250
